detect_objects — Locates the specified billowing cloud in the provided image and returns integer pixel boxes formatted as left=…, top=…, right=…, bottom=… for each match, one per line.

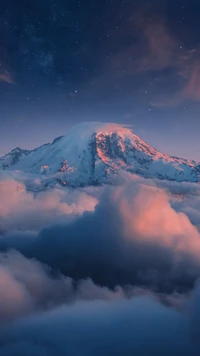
left=0, top=179, right=98, bottom=232
left=0, top=250, right=135, bottom=323
left=1, top=180, right=200, bottom=291
left=0, top=251, right=72, bottom=322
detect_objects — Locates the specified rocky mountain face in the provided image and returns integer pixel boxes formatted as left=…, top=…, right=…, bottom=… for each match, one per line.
left=0, top=147, right=31, bottom=170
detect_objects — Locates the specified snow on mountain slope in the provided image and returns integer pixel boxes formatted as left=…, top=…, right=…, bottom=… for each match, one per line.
left=1, top=122, right=200, bottom=187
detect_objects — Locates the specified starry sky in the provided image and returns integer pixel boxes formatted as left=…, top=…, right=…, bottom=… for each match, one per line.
left=1, top=0, right=200, bottom=159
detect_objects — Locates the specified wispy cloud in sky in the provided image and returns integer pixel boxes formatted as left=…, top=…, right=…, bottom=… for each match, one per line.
left=101, top=3, right=200, bottom=108
left=0, top=70, right=14, bottom=84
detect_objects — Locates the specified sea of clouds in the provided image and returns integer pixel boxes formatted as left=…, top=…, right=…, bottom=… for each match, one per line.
left=1, top=172, right=200, bottom=355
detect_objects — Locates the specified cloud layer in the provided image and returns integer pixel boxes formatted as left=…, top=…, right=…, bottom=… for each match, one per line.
left=1, top=173, right=200, bottom=354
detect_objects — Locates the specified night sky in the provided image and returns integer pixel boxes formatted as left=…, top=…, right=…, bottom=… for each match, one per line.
left=1, top=0, right=200, bottom=159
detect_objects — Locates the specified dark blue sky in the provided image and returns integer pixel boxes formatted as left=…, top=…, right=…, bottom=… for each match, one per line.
left=1, top=0, right=200, bottom=159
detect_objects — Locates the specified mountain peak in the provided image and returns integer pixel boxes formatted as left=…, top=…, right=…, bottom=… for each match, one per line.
left=65, top=122, right=133, bottom=138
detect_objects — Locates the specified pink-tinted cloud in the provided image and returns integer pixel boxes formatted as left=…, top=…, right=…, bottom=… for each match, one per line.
left=147, top=24, right=174, bottom=57
left=184, top=62, right=200, bottom=100
left=109, top=2, right=200, bottom=106
left=151, top=58, right=200, bottom=107
left=110, top=19, right=178, bottom=76
left=151, top=96, right=183, bottom=108
left=138, top=21, right=200, bottom=106
left=138, top=21, right=179, bottom=73
left=111, top=0, right=181, bottom=76
left=113, top=184, right=200, bottom=260
left=0, top=71, right=14, bottom=84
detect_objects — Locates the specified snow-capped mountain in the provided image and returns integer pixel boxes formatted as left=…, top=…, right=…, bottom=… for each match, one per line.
left=1, top=122, right=200, bottom=187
